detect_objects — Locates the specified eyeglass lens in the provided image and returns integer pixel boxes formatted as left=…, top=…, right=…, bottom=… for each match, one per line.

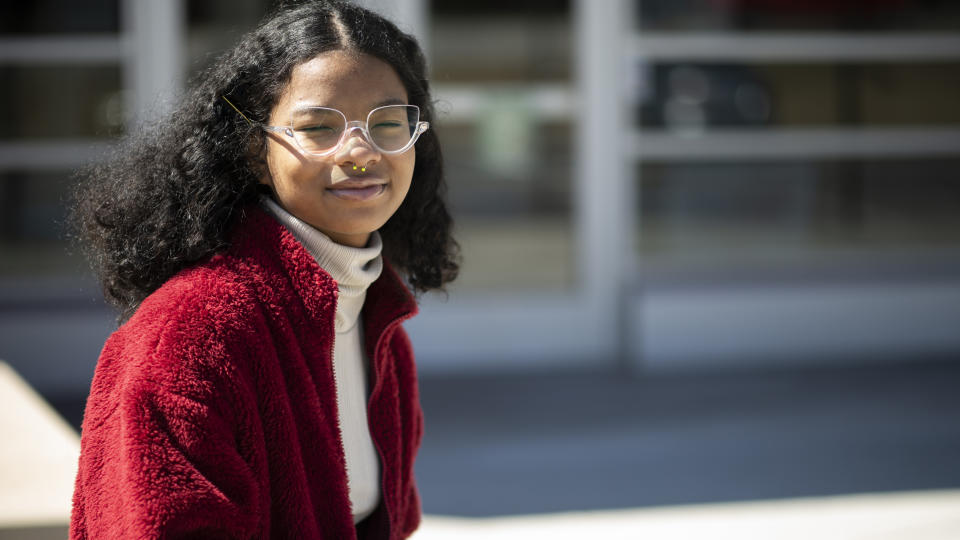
left=290, top=105, right=418, bottom=153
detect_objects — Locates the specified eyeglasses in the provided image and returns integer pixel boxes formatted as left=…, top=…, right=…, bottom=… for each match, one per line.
left=222, top=96, right=429, bottom=156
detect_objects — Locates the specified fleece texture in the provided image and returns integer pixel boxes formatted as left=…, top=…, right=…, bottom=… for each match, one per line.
left=70, top=204, right=423, bottom=539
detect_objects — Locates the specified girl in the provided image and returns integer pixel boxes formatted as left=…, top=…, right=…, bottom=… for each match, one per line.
left=70, top=1, right=457, bottom=538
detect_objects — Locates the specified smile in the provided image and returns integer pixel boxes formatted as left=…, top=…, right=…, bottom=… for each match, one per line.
left=327, top=181, right=387, bottom=201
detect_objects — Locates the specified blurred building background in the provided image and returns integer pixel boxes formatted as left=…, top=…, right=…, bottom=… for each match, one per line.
left=2, top=0, right=959, bottom=389
left=2, top=0, right=960, bottom=535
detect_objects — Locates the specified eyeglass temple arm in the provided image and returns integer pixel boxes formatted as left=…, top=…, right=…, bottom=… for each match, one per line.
left=221, top=95, right=256, bottom=126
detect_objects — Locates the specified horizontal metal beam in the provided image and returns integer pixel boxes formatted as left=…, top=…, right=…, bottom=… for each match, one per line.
left=629, top=127, right=960, bottom=161
left=0, top=141, right=115, bottom=171
left=0, top=35, right=122, bottom=64
left=433, top=84, right=573, bottom=121
left=630, top=32, right=960, bottom=63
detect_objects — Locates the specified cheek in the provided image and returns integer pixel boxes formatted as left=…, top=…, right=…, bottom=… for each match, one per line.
left=391, top=164, right=415, bottom=206
left=399, top=153, right=416, bottom=190
left=264, top=142, right=323, bottom=190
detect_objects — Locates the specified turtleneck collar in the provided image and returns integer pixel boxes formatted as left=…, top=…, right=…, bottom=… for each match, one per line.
left=260, top=195, right=383, bottom=333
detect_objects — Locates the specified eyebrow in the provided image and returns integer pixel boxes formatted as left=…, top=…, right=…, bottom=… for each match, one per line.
left=290, top=97, right=409, bottom=115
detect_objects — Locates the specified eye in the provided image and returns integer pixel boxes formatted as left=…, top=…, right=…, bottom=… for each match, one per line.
left=371, top=121, right=404, bottom=129
left=297, top=124, right=338, bottom=133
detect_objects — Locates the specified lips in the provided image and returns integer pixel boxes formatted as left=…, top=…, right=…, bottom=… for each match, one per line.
left=327, top=179, right=387, bottom=201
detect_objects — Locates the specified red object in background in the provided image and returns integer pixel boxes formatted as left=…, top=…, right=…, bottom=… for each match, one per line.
left=709, top=0, right=907, bottom=13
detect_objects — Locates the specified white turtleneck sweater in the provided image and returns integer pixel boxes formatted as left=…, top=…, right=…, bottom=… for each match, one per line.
left=260, top=196, right=383, bottom=525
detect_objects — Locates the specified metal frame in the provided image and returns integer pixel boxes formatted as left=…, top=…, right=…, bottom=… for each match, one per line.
left=0, top=0, right=185, bottom=164
left=0, top=0, right=187, bottom=393
left=0, top=36, right=122, bottom=64
left=432, top=83, right=572, bottom=121
left=630, top=32, right=960, bottom=63
left=630, top=128, right=960, bottom=161
left=122, top=0, right=185, bottom=125
left=0, top=141, right=116, bottom=170
left=388, top=0, right=632, bottom=371
left=626, top=13, right=960, bottom=371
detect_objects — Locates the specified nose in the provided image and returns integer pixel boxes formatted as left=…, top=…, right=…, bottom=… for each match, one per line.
left=334, top=122, right=381, bottom=168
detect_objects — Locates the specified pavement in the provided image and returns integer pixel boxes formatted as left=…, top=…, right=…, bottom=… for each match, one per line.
left=414, top=360, right=960, bottom=516
left=413, top=489, right=960, bottom=539
left=412, top=360, right=960, bottom=538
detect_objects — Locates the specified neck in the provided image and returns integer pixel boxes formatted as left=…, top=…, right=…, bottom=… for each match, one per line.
left=259, top=195, right=384, bottom=332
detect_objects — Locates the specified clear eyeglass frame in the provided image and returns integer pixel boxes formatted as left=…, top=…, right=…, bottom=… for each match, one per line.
left=221, top=97, right=429, bottom=157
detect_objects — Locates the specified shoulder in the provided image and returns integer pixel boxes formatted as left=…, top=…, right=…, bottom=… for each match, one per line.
left=82, top=256, right=269, bottom=436
left=138, top=254, right=258, bottom=336
left=104, top=255, right=265, bottom=386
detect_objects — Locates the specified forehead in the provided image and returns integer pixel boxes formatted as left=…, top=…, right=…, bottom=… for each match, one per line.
left=272, top=51, right=408, bottom=119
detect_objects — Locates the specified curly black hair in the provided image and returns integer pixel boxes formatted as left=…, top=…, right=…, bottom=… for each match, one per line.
left=72, top=0, right=459, bottom=322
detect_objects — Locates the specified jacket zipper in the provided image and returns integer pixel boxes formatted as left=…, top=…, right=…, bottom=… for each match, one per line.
left=323, top=292, right=355, bottom=537
left=326, top=297, right=387, bottom=537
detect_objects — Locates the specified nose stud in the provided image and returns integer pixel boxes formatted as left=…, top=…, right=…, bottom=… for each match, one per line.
left=352, top=164, right=367, bottom=173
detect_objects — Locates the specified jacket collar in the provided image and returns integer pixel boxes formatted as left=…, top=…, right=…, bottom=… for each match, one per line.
left=229, top=203, right=418, bottom=345
left=364, top=261, right=419, bottom=359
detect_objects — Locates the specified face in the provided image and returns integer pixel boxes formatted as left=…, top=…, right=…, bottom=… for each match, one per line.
left=261, top=51, right=415, bottom=247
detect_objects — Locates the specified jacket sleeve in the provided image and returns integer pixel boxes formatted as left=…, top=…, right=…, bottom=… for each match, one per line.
left=71, top=311, right=263, bottom=539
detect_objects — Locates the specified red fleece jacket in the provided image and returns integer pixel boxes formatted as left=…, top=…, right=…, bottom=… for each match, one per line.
left=71, top=205, right=423, bottom=539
